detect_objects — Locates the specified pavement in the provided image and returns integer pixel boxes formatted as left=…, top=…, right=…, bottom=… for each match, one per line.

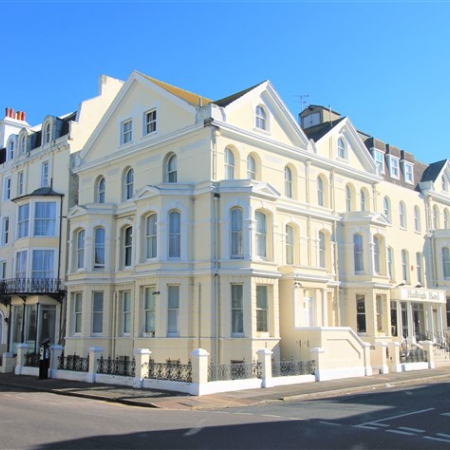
left=0, top=366, right=449, bottom=410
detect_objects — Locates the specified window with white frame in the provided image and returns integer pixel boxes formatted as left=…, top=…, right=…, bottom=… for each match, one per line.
left=255, top=106, right=267, bottom=130
left=433, top=205, right=440, bottom=229
left=256, top=285, right=268, bottom=332
left=144, top=287, right=156, bottom=336
left=41, top=161, right=49, bottom=187
left=17, top=171, right=24, bottom=196
left=121, top=119, right=133, bottom=144
left=18, top=204, right=30, bottom=238
left=373, top=236, right=381, bottom=274
left=414, top=206, right=421, bottom=232
left=121, top=291, right=131, bottom=335
left=416, top=252, right=423, bottom=285
left=4, top=177, right=11, bottom=201
left=144, top=109, right=157, bottom=135
left=383, top=196, right=391, bottom=221
left=445, top=209, right=450, bottom=229
left=372, top=150, right=385, bottom=174
left=231, top=284, right=243, bottom=335
left=15, top=251, right=27, bottom=278
left=443, top=247, right=450, bottom=279
left=32, top=250, right=54, bottom=279
left=8, top=140, right=14, bottom=160
left=124, top=168, right=134, bottom=200
left=353, top=234, right=364, bottom=274
left=20, top=135, right=26, bottom=154
left=286, top=224, right=294, bottom=265
left=44, top=123, right=51, bottom=144
left=318, top=231, right=326, bottom=268
left=399, top=202, right=407, bottom=229
left=376, top=295, right=383, bottom=332
left=167, top=154, right=177, bottom=182
left=247, top=155, right=256, bottom=180
left=443, top=177, right=448, bottom=192
left=360, top=189, right=367, bottom=212
left=224, top=147, right=235, bottom=180
left=34, top=202, right=56, bottom=236
left=387, top=247, right=394, bottom=280
left=230, top=208, right=243, bottom=259
left=403, top=161, right=414, bottom=184
left=73, top=293, right=82, bottom=334
left=1, top=261, right=6, bottom=279
left=337, top=138, right=346, bottom=159
left=145, top=214, right=157, bottom=259
left=76, top=230, right=85, bottom=269
left=345, top=185, right=352, bottom=212
left=168, top=211, right=180, bottom=258
left=388, top=156, right=400, bottom=179
left=317, top=176, right=325, bottom=206
left=92, top=292, right=103, bottom=334
left=284, top=166, right=293, bottom=198
left=2, top=217, right=9, bottom=245
left=401, top=249, right=409, bottom=282
left=167, top=285, right=179, bottom=336
left=356, top=295, right=366, bottom=333
left=124, top=226, right=133, bottom=267
left=94, top=227, right=105, bottom=269
left=255, top=211, right=267, bottom=258
left=96, top=177, right=105, bottom=203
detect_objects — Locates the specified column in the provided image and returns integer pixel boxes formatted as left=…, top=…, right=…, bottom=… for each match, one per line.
left=437, top=304, right=444, bottom=337
left=388, top=342, right=402, bottom=373
left=133, top=348, right=151, bottom=388
left=50, top=345, right=64, bottom=378
left=87, top=347, right=103, bottom=383
left=190, top=348, right=209, bottom=396
left=322, top=289, right=328, bottom=326
left=257, top=349, right=273, bottom=388
left=407, top=302, right=414, bottom=342
left=427, top=304, right=434, bottom=337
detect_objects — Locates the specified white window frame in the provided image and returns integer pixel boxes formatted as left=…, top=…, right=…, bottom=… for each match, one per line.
left=231, top=284, right=244, bottom=336
left=230, top=208, right=244, bottom=259
left=92, top=292, right=104, bottom=334
left=4, top=177, right=11, bottom=201
left=372, top=149, right=385, bottom=174
left=144, top=287, right=156, bottom=336
left=73, top=293, right=82, bottom=335
left=76, top=229, right=85, bottom=270
left=41, top=161, right=49, bottom=187
left=17, top=203, right=29, bottom=238
left=247, top=155, right=256, bottom=180
left=94, top=227, right=105, bottom=269
left=256, top=285, right=269, bottom=333
left=34, top=202, right=56, bottom=236
left=121, top=119, right=133, bottom=145
left=255, top=105, right=267, bottom=130
left=167, top=285, right=179, bottom=336
left=121, top=291, right=131, bottom=335
left=2, top=217, right=9, bottom=246
left=388, top=156, right=400, bottom=179
left=403, top=161, right=414, bottom=184
left=17, top=171, right=24, bottom=196
left=337, top=138, right=346, bottom=159
left=145, top=214, right=157, bottom=260
left=144, top=109, right=157, bottom=136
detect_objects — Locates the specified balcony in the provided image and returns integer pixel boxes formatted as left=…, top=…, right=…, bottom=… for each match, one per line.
left=0, top=278, right=65, bottom=303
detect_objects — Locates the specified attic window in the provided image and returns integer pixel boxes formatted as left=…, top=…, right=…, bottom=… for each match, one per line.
left=255, top=106, right=267, bottom=130
left=402, top=161, right=414, bottom=184
left=337, top=138, right=346, bottom=159
left=20, top=135, right=26, bottom=154
left=144, top=109, right=157, bottom=135
left=44, top=123, right=51, bottom=144
left=388, top=155, right=400, bottom=179
left=372, top=149, right=385, bottom=174
left=121, top=119, right=133, bottom=145
left=442, top=177, right=448, bottom=192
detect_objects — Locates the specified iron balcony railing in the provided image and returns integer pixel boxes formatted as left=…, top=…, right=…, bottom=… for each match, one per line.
left=0, top=278, right=62, bottom=296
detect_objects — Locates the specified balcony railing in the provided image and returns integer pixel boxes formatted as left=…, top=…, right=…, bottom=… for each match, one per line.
left=0, top=278, right=62, bottom=296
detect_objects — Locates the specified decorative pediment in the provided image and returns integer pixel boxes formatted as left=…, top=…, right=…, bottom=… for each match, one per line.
left=134, top=185, right=161, bottom=200
left=68, top=205, right=88, bottom=219
left=251, top=182, right=280, bottom=199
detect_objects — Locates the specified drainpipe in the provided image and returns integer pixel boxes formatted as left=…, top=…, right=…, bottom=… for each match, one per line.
left=213, top=192, right=221, bottom=363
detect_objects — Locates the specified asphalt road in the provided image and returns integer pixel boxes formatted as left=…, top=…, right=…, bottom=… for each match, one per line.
left=1, top=380, right=449, bottom=449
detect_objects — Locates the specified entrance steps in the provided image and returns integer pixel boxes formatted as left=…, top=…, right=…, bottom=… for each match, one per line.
left=433, top=346, right=450, bottom=367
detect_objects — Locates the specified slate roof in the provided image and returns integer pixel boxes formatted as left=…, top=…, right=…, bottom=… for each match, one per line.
left=421, top=159, right=448, bottom=182
left=302, top=117, right=346, bottom=142
left=13, top=186, right=64, bottom=202
left=213, top=82, right=265, bottom=107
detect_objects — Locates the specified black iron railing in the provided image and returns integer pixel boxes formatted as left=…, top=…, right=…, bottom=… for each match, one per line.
left=24, top=352, right=40, bottom=367
left=145, top=358, right=192, bottom=382
left=272, top=359, right=316, bottom=377
left=97, top=355, right=135, bottom=377
left=0, top=278, right=62, bottom=295
left=58, top=352, right=89, bottom=372
left=208, top=360, right=261, bottom=381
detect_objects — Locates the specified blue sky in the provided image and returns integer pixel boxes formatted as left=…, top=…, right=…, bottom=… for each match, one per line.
left=2, top=1, right=449, bottom=164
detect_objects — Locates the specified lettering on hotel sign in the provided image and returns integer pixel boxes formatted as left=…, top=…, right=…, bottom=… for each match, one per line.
left=396, top=288, right=445, bottom=303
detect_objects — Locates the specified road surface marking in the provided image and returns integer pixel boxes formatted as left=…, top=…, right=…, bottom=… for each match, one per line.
left=262, top=414, right=281, bottom=418
left=436, top=433, right=450, bottom=439
left=184, top=428, right=203, bottom=436
left=387, top=429, right=415, bottom=436
left=398, top=427, right=425, bottom=433
left=319, top=421, right=341, bottom=426
left=424, top=436, right=450, bottom=443
left=354, top=425, right=379, bottom=430
left=357, top=408, right=434, bottom=428
left=440, top=412, right=450, bottom=417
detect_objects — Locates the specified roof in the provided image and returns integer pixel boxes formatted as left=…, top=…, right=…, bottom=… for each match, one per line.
left=213, top=81, right=265, bottom=107
left=140, top=73, right=212, bottom=107
left=13, top=186, right=64, bottom=202
left=303, top=117, right=346, bottom=142
left=421, top=159, right=448, bottom=182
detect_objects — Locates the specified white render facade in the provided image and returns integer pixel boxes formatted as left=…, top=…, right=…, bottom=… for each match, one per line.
left=61, top=71, right=449, bottom=372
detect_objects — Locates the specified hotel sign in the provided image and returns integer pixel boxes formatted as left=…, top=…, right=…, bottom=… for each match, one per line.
left=392, top=287, right=446, bottom=303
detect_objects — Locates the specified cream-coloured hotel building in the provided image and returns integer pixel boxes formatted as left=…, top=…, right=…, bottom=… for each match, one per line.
left=2, top=71, right=449, bottom=375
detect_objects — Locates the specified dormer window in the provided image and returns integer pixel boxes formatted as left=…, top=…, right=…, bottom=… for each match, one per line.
left=20, top=135, right=26, bottom=154
left=402, top=161, right=414, bottom=184
left=255, top=106, right=267, bottom=130
left=388, top=155, right=400, bottom=179
left=337, top=138, right=346, bottom=159
left=372, top=149, right=384, bottom=174
left=44, top=123, right=51, bottom=144
left=7, top=139, right=14, bottom=160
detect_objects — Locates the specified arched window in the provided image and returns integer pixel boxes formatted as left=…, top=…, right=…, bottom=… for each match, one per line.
left=167, top=154, right=177, bottom=183
left=318, top=231, right=326, bottom=268
left=230, top=208, right=243, bottom=259
left=443, top=247, right=450, bottom=279
left=354, top=234, right=364, bottom=273
left=337, top=138, right=346, bottom=159
left=20, top=136, right=26, bottom=154
left=346, top=185, right=353, bottom=212
left=94, top=227, right=105, bottom=269
left=317, top=176, right=326, bottom=207
left=124, top=226, right=133, bottom=267
left=145, top=214, right=157, bottom=259
left=383, top=196, right=391, bottom=222
left=224, top=147, right=235, bottom=180
left=387, top=247, right=394, bottom=280
left=255, top=106, right=267, bottom=130
left=414, top=206, right=421, bottom=232
left=255, top=211, right=267, bottom=258
left=399, top=202, right=406, bottom=229
left=445, top=209, right=450, bottom=229
left=8, top=140, right=14, bottom=160
left=76, top=230, right=85, bottom=269
left=44, top=122, right=51, bottom=144
left=360, top=189, right=366, bottom=212
left=284, top=166, right=293, bottom=198
left=373, top=236, right=381, bottom=274
left=433, top=205, right=440, bottom=229
left=401, top=249, right=409, bottom=282
left=286, top=225, right=294, bottom=265
left=168, top=211, right=181, bottom=258
left=96, top=177, right=105, bottom=203
left=124, top=168, right=134, bottom=200
left=247, top=155, right=257, bottom=180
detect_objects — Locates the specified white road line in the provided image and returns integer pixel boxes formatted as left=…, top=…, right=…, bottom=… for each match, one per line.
left=398, top=427, right=425, bottom=433
left=358, top=407, right=435, bottom=427
left=440, top=412, right=450, bottom=417
left=424, top=436, right=450, bottom=443
left=262, top=414, right=281, bottom=418
left=436, top=433, right=450, bottom=439
left=184, top=428, right=203, bottom=437
left=359, top=422, right=389, bottom=428
left=354, top=425, right=380, bottom=430
left=387, top=429, right=415, bottom=436
left=319, top=421, right=341, bottom=426
left=235, top=412, right=253, bottom=415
